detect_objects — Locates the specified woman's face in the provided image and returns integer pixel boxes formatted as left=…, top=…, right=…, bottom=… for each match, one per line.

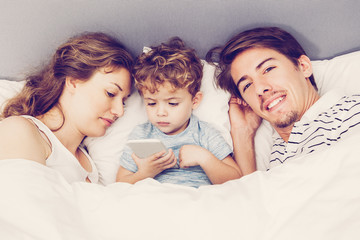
left=69, top=67, right=132, bottom=137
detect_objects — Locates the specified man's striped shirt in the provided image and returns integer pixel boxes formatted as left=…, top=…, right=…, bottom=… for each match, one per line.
left=269, top=91, right=360, bottom=169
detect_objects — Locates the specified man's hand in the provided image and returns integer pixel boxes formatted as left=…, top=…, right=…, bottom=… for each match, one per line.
left=229, top=96, right=262, bottom=136
left=228, top=96, right=262, bottom=175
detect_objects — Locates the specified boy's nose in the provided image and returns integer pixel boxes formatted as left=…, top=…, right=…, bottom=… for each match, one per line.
left=156, top=105, right=167, bottom=116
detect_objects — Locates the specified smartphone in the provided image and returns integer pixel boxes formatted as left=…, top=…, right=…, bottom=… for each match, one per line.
left=126, top=139, right=168, bottom=158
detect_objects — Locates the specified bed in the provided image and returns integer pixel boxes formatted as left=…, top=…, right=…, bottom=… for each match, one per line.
left=1, top=1, right=360, bottom=239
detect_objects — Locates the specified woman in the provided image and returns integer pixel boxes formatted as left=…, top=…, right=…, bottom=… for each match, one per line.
left=0, top=32, right=134, bottom=183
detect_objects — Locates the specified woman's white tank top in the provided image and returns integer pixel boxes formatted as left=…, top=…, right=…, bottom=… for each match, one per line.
left=21, top=115, right=99, bottom=183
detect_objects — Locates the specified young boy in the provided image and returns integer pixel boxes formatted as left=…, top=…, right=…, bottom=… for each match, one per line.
left=116, top=37, right=241, bottom=188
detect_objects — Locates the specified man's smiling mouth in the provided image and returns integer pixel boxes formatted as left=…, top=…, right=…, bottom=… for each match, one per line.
left=267, top=96, right=285, bottom=110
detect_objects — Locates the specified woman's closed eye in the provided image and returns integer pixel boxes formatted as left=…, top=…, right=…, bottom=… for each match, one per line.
left=106, top=91, right=116, bottom=98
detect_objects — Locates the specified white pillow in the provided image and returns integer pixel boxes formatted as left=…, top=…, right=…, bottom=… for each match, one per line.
left=312, top=51, right=360, bottom=96
left=1, top=51, right=360, bottom=183
left=0, top=80, right=25, bottom=111
left=0, top=62, right=231, bottom=185
left=84, top=60, right=232, bottom=185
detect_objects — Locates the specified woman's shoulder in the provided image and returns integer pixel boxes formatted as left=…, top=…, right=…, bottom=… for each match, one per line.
left=0, top=116, right=49, bottom=163
left=0, top=115, right=37, bottom=132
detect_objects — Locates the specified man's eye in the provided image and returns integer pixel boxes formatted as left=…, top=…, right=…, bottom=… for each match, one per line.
left=243, top=82, right=252, bottom=92
left=264, top=66, right=275, bottom=73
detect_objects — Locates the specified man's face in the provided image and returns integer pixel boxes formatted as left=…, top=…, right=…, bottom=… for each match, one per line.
left=230, top=47, right=315, bottom=131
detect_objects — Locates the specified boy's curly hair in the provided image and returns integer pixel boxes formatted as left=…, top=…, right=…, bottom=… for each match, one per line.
left=133, top=37, right=203, bottom=97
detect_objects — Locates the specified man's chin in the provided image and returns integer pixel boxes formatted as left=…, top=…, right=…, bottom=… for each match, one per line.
left=273, top=111, right=299, bottom=129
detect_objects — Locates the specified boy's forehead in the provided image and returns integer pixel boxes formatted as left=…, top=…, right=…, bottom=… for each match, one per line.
left=141, top=82, right=192, bottom=98
left=141, top=81, right=185, bottom=93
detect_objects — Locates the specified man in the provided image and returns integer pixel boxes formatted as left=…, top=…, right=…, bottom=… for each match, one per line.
left=206, top=27, right=360, bottom=173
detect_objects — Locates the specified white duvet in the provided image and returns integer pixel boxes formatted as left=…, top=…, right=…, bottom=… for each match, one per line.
left=1, top=134, right=359, bottom=240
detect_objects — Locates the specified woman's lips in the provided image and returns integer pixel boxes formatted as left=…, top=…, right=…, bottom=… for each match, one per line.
left=101, top=118, right=114, bottom=127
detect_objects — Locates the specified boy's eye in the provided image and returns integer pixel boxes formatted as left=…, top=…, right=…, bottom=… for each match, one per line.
left=147, top=102, right=156, bottom=106
left=169, top=102, right=179, bottom=106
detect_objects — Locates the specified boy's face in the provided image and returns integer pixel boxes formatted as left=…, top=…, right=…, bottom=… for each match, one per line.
left=142, top=82, right=201, bottom=135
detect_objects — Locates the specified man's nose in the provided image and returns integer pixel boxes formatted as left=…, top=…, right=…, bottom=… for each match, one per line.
left=254, top=78, right=272, bottom=97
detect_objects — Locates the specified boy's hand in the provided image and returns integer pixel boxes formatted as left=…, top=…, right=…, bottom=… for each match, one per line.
left=132, top=149, right=177, bottom=178
left=178, top=145, right=211, bottom=168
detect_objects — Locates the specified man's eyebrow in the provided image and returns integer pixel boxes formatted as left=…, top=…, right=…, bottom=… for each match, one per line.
left=235, top=57, right=275, bottom=89
left=236, top=76, right=247, bottom=89
left=256, top=57, right=274, bottom=70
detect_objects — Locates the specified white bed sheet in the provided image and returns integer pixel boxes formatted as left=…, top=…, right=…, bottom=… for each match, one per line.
left=1, top=134, right=359, bottom=240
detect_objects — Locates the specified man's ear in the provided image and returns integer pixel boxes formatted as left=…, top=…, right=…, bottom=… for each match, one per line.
left=298, top=55, right=313, bottom=78
left=191, top=91, right=203, bottom=110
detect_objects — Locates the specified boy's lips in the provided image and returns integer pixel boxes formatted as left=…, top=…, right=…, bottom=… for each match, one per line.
left=157, top=122, right=170, bottom=126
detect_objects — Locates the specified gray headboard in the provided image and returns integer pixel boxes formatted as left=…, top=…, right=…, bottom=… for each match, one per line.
left=1, top=0, right=360, bottom=80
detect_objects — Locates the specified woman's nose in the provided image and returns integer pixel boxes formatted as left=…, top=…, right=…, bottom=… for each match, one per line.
left=111, top=101, right=125, bottom=118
